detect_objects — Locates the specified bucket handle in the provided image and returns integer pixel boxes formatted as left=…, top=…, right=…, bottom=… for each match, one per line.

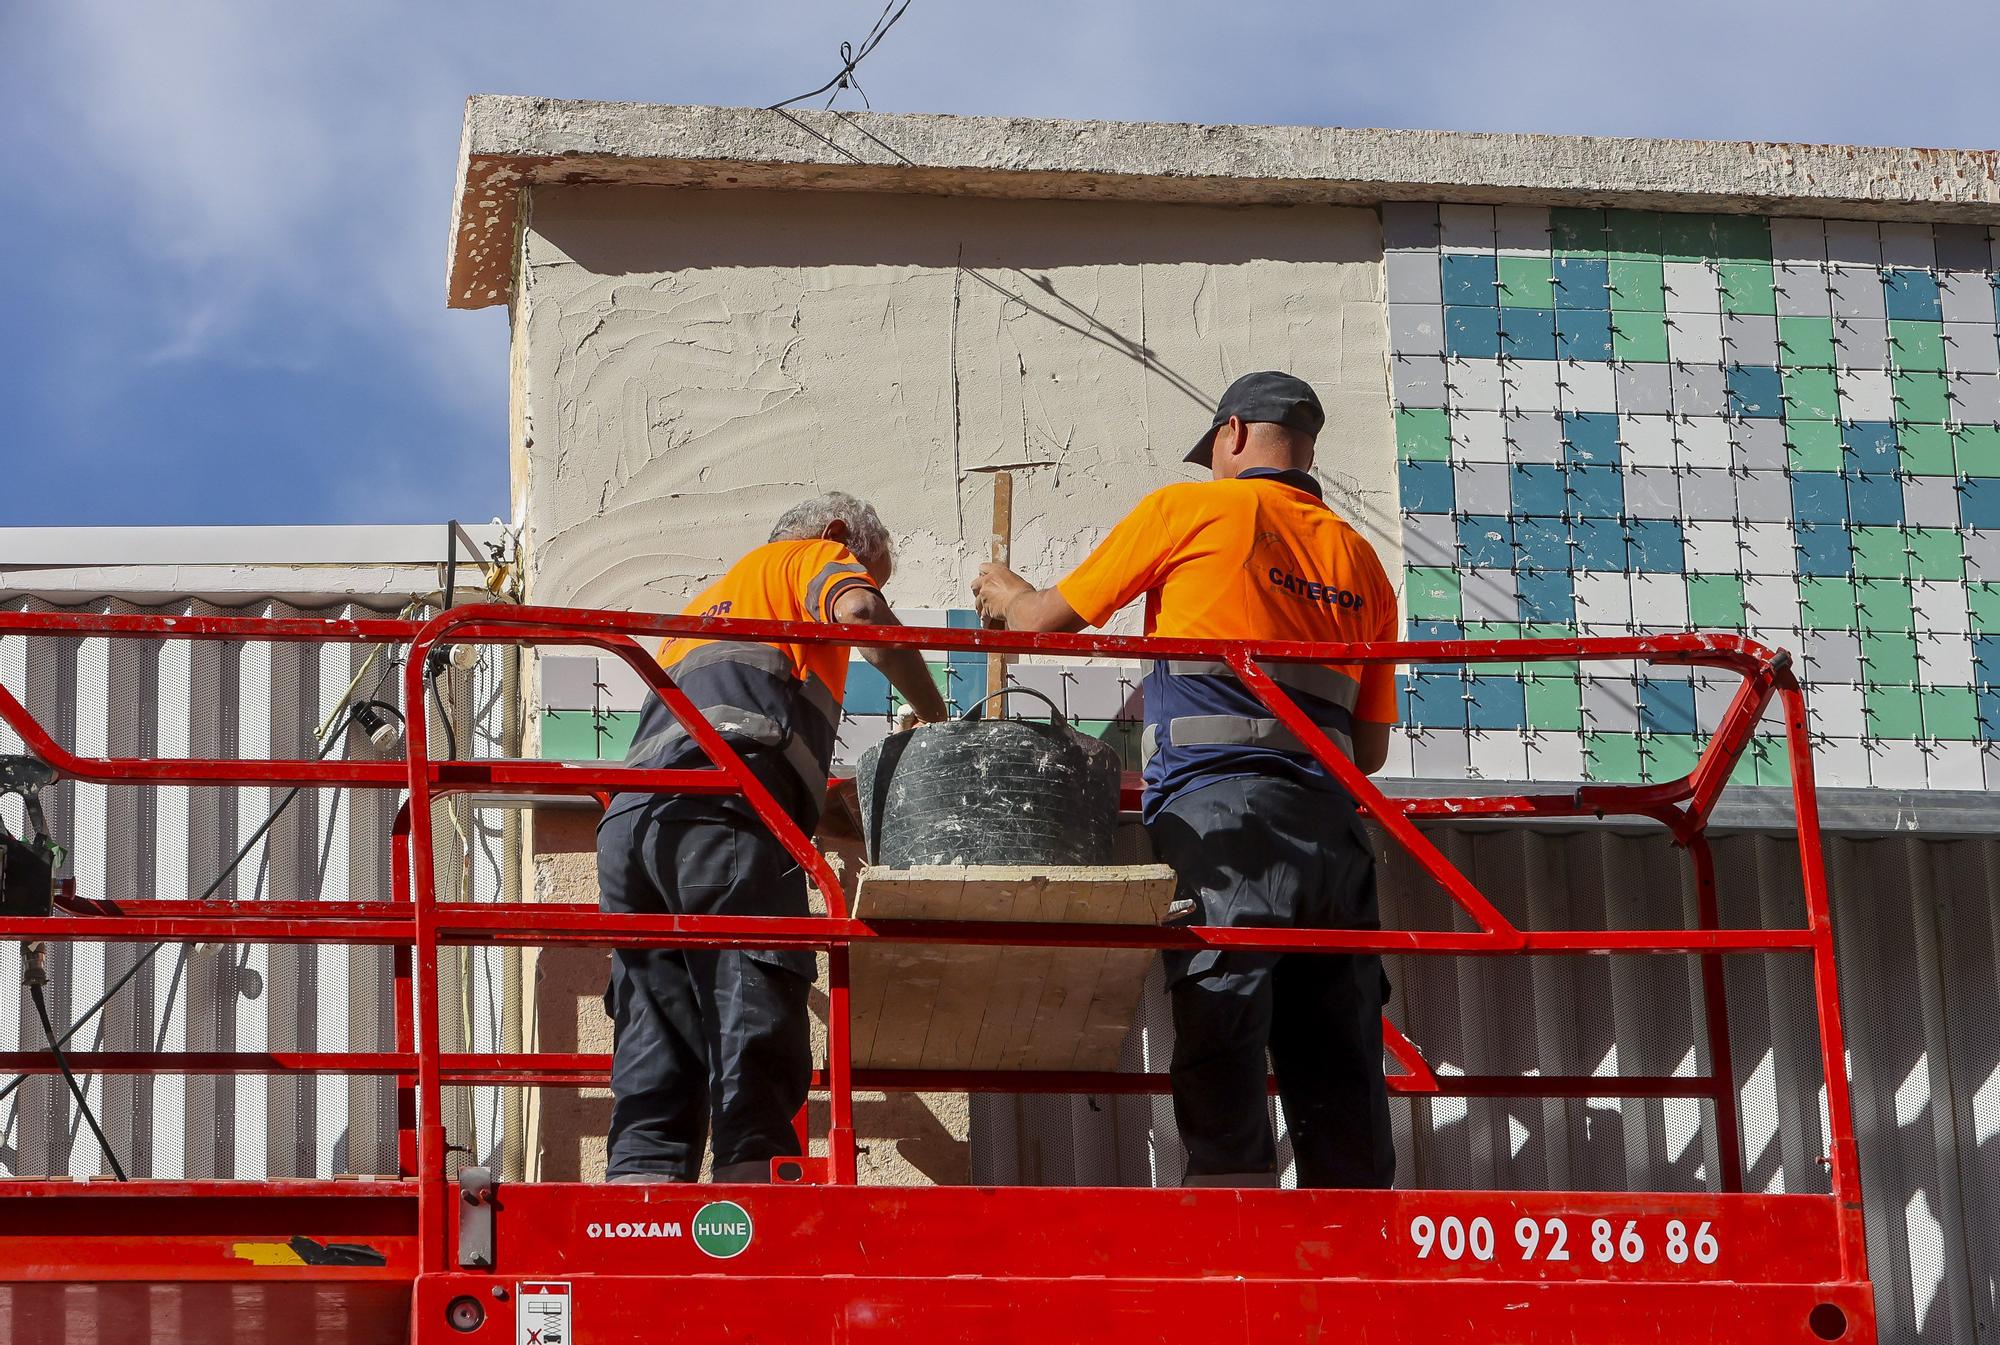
left=958, top=683, right=1067, bottom=729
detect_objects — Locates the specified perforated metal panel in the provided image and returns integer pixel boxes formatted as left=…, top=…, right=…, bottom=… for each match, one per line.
left=970, top=819, right=2000, bottom=1345
left=0, top=596, right=520, bottom=1182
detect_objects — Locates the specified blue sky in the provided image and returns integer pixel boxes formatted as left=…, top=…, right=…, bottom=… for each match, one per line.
left=4, top=0, right=1996, bottom=526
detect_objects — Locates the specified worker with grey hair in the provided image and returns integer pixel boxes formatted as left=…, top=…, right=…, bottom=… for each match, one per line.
left=600, top=491, right=949, bottom=1183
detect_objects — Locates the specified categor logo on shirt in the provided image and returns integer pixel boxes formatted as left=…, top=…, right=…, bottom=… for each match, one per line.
left=1267, top=567, right=1365, bottom=610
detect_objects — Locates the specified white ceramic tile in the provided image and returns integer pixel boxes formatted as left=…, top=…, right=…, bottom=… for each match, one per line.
left=1448, top=357, right=1506, bottom=412
left=1574, top=573, right=1635, bottom=625
left=1620, top=414, right=1678, bottom=469
left=1503, top=359, right=1561, bottom=413
left=1683, top=521, right=1742, bottom=572
left=1664, top=261, right=1721, bottom=314
left=1837, top=368, right=1894, bottom=421
left=1813, top=737, right=1870, bottom=787
left=1556, top=359, right=1618, bottom=413
left=1867, top=739, right=1929, bottom=789
left=1877, top=222, right=1937, bottom=270
left=1916, top=632, right=1975, bottom=686
left=1525, top=731, right=1586, bottom=781
left=1769, top=217, right=1829, bottom=262
left=1468, top=729, right=1530, bottom=780
left=1912, top=580, right=1971, bottom=636
left=1450, top=409, right=1511, bottom=462
left=1439, top=204, right=1497, bottom=253
left=1946, top=322, right=2000, bottom=376
left=1629, top=574, right=1691, bottom=629
left=1824, top=221, right=1883, bottom=266
left=1674, top=416, right=1732, bottom=471
left=1940, top=274, right=1996, bottom=326
left=1669, top=313, right=1725, bottom=365
left=1740, top=530, right=1799, bottom=578
left=1493, top=205, right=1552, bottom=255
left=1927, top=740, right=1985, bottom=791
left=1807, top=682, right=1864, bottom=736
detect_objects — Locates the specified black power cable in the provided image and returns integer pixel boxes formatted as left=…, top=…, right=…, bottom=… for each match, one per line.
left=28, top=981, right=126, bottom=1181
left=769, top=0, right=915, bottom=111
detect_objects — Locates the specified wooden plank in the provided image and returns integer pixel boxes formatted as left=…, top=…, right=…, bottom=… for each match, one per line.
left=849, top=865, right=1177, bottom=1073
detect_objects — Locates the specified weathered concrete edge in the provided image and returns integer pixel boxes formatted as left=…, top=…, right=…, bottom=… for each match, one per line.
left=449, top=96, right=2000, bottom=308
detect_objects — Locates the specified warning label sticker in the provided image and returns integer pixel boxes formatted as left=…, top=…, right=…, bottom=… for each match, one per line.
left=518, top=1281, right=571, bottom=1345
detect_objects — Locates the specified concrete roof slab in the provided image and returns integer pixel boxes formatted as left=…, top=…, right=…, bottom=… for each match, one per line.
left=450, top=96, right=2000, bottom=309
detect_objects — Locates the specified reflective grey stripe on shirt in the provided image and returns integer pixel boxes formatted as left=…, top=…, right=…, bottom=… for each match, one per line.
left=805, top=559, right=874, bottom=621
left=625, top=703, right=828, bottom=811
left=1140, top=714, right=1355, bottom=766
left=667, top=639, right=839, bottom=732
left=1164, top=659, right=1363, bottom=712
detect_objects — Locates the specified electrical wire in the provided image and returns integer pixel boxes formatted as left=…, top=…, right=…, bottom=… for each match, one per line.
left=768, top=0, right=914, bottom=111
left=30, top=983, right=126, bottom=1181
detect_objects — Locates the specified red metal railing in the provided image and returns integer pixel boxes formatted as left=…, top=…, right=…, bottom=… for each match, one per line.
left=0, top=607, right=1868, bottom=1331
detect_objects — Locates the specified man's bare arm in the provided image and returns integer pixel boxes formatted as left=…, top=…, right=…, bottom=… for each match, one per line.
left=970, top=563, right=1089, bottom=633
left=1351, top=721, right=1390, bottom=775
left=831, top=586, right=950, bottom=722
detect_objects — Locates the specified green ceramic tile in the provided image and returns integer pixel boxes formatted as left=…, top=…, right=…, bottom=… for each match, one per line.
left=1778, top=316, right=1837, bottom=369
left=1717, top=261, right=1776, bottom=315
left=1908, top=527, right=1965, bottom=581
left=1893, top=371, right=1950, bottom=424
left=1463, top=620, right=1523, bottom=673
left=1642, top=733, right=1702, bottom=783
left=1605, top=209, right=1665, bottom=259
left=1857, top=577, right=1916, bottom=630
left=1584, top=732, right=1644, bottom=782
left=1613, top=311, right=1671, bottom=363
left=1552, top=207, right=1609, bottom=255
left=1899, top=423, right=1957, bottom=476
left=1889, top=320, right=1947, bottom=373
left=1921, top=686, right=1979, bottom=741
left=1711, top=213, right=1773, bottom=261
left=1850, top=528, right=1909, bottom=580
left=1407, top=566, right=1462, bottom=619
left=1524, top=672, right=1583, bottom=732
left=1865, top=685, right=1924, bottom=739
left=1956, top=425, right=2000, bottom=476
left=1786, top=419, right=1844, bottom=471
left=1799, top=577, right=1859, bottom=630
left=1607, top=258, right=1666, bottom=311
left=540, top=708, right=638, bottom=760
left=1860, top=631, right=1921, bottom=683
left=1751, top=737, right=1793, bottom=786
left=1969, top=582, right=2000, bottom=633
left=1398, top=407, right=1451, bottom=461
left=1782, top=369, right=1841, bottom=423
left=1659, top=213, right=1718, bottom=262
left=1687, top=574, right=1747, bottom=630
left=1525, top=624, right=1582, bottom=672
left=1498, top=256, right=1556, bottom=308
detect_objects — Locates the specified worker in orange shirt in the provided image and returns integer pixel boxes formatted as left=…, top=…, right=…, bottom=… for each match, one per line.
left=602, top=492, right=949, bottom=1184
left=972, top=372, right=1398, bottom=1189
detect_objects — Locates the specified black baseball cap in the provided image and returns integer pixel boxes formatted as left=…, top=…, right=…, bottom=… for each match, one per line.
left=1186, top=370, right=1326, bottom=466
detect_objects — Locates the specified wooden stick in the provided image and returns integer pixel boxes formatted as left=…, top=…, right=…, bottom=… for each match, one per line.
left=985, top=471, right=1014, bottom=701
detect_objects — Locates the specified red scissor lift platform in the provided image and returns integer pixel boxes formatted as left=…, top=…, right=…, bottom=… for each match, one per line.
left=0, top=607, right=1873, bottom=1343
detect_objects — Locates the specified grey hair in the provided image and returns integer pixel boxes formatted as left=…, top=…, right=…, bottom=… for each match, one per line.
left=769, top=491, right=892, bottom=570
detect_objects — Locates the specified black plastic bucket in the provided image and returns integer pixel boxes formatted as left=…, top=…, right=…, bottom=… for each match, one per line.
left=855, top=685, right=1123, bottom=867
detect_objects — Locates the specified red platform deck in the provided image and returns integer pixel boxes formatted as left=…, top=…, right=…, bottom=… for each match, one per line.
left=0, top=608, right=1873, bottom=1343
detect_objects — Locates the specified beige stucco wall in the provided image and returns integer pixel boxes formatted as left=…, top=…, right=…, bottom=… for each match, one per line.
left=514, top=184, right=1399, bottom=614
left=511, top=183, right=1400, bottom=1182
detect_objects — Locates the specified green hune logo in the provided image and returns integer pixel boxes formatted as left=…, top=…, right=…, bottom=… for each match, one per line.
left=692, top=1200, right=752, bottom=1259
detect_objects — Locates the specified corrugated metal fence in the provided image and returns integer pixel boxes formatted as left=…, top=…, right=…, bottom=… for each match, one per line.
left=972, top=820, right=2000, bottom=1345
left=0, top=596, right=519, bottom=1183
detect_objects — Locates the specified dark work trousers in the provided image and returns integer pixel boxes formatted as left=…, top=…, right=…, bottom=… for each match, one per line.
left=1146, top=774, right=1395, bottom=1188
left=598, top=798, right=814, bottom=1180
